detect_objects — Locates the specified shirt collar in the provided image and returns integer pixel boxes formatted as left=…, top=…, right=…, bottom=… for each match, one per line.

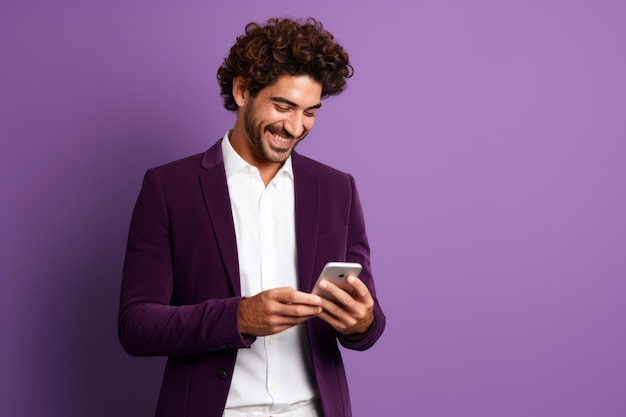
left=221, top=130, right=294, bottom=181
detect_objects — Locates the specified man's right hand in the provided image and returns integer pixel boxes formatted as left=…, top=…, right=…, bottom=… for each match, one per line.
left=238, top=287, right=323, bottom=336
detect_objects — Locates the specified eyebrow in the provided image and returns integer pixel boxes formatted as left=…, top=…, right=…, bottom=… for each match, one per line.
left=270, top=96, right=322, bottom=111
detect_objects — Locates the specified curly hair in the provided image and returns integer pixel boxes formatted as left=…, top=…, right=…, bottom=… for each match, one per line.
left=217, top=17, right=354, bottom=111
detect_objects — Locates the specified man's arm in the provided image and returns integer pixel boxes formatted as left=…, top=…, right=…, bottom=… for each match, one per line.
left=318, top=174, right=386, bottom=350
left=118, top=168, right=252, bottom=357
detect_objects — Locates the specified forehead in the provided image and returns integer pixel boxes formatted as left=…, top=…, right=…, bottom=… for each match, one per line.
left=261, top=75, right=323, bottom=106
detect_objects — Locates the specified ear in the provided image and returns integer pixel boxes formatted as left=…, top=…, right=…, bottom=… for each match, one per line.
left=232, top=77, right=249, bottom=108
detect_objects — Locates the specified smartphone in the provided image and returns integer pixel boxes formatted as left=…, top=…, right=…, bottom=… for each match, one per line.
left=312, top=262, right=363, bottom=303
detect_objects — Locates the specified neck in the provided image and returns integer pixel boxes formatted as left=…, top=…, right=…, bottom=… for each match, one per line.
left=228, top=128, right=283, bottom=187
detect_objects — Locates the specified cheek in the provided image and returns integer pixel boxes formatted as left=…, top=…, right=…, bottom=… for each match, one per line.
left=266, top=111, right=286, bottom=126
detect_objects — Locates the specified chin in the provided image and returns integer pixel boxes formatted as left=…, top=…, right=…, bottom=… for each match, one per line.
left=267, top=150, right=291, bottom=163
left=266, top=142, right=298, bottom=162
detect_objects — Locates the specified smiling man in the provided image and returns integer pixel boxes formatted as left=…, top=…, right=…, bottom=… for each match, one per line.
left=118, top=17, right=385, bottom=417
left=232, top=75, right=321, bottom=183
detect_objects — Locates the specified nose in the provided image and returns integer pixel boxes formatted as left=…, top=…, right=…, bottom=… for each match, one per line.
left=284, top=111, right=307, bottom=138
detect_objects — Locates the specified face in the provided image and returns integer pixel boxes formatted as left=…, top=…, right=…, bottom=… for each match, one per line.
left=235, top=75, right=323, bottom=166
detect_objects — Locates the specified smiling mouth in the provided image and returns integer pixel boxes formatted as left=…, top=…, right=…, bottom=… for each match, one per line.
left=273, top=133, right=292, bottom=143
left=268, top=127, right=295, bottom=146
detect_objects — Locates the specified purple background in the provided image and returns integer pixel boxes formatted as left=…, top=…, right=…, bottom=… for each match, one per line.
left=1, top=1, right=625, bottom=416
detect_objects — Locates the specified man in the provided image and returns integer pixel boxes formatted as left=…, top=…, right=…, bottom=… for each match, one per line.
left=118, top=17, right=385, bottom=417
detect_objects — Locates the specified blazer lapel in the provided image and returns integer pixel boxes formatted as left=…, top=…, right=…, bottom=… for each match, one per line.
left=198, top=142, right=241, bottom=296
left=196, top=146, right=319, bottom=295
left=293, top=153, right=321, bottom=291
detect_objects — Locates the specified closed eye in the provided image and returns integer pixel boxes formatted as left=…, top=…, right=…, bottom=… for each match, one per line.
left=270, top=96, right=322, bottom=115
left=275, top=105, right=290, bottom=112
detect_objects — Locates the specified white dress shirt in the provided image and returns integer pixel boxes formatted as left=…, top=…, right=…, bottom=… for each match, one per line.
left=221, top=133, right=319, bottom=414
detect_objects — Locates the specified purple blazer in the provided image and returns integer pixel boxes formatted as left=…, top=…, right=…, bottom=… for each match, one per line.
left=118, top=140, right=385, bottom=417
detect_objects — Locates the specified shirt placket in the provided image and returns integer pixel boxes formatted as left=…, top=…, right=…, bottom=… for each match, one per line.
left=259, top=181, right=284, bottom=404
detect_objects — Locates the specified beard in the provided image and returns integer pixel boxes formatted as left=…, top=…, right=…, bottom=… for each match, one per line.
left=243, top=101, right=308, bottom=164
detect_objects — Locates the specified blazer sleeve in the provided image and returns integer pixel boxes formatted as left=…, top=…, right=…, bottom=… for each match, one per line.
left=337, top=174, right=386, bottom=351
left=118, top=168, right=254, bottom=357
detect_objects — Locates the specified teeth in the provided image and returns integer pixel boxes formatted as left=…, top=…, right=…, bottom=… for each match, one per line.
left=274, top=133, right=290, bottom=143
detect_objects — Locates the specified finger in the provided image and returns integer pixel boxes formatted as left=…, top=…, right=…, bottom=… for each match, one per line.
left=280, top=302, right=323, bottom=318
left=318, top=280, right=373, bottom=325
left=273, top=288, right=323, bottom=306
left=318, top=279, right=355, bottom=306
left=317, top=309, right=343, bottom=328
left=266, top=290, right=322, bottom=317
left=317, top=309, right=354, bottom=334
left=345, top=275, right=373, bottom=300
left=318, top=302, right=374, bottom=335
left=319, top=303, right=355, bottom=331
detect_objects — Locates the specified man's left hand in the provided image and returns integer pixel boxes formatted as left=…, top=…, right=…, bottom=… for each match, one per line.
left=317, top=275, right=374, bottom=335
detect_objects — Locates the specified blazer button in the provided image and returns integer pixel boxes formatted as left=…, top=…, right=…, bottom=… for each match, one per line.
left=218, top=370, right=228, bottom=380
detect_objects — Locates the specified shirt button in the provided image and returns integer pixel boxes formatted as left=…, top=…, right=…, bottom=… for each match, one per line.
left=217, top=370, right=228, bottom=380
